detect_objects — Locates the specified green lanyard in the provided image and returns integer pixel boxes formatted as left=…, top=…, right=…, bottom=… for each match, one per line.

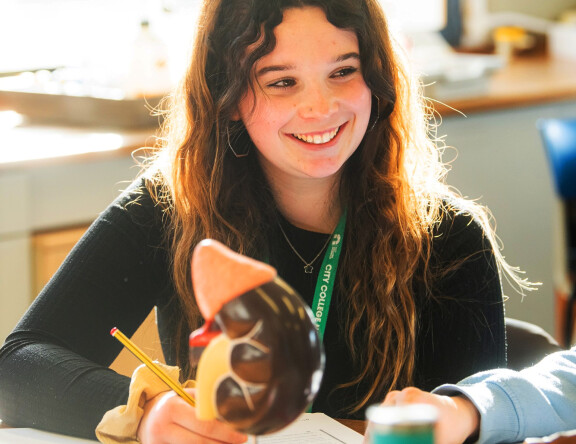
left=306, top=210, right=346, bottom=413
left=310, top=210, right=346, bottom=340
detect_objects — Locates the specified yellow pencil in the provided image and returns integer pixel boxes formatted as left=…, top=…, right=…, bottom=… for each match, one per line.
left=110, top=327, right=196, bottom=407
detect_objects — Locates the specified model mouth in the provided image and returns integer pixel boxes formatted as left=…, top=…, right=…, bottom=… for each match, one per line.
left=293, top=126, right=340, bottom=145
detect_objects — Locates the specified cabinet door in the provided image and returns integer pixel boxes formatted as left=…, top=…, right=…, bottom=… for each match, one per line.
left=32, top=226, right=164, bottom=376
left=32, top=226, right=88, bottom=296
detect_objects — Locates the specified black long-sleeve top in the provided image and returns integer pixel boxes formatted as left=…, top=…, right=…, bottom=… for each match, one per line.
left=0, top=177, right=506, bottom=439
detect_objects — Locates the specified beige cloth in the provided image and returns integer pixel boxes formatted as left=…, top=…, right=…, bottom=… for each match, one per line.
left=95, top=362, right=194, bottom=444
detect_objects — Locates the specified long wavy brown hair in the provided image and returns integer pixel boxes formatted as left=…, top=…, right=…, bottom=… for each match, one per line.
left=146, top=0, right=533, bottom=413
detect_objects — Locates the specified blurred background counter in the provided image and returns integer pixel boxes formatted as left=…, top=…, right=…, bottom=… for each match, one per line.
left=434, top=54, right=576, bottom=114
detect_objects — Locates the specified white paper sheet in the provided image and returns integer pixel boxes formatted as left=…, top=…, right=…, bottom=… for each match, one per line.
left=255, top=413, right=363, bottom=444
left=0, top=413, right=363, bottom=444
left=0, top=428, right=97, bottom=443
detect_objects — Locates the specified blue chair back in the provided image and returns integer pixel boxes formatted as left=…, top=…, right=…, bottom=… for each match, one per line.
left=538, top=118, right=576, bottom=347
left=537, top=118, right=576, bottom=200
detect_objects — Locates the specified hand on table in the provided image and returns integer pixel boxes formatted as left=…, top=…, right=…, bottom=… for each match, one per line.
left=382, top=387, right=480, bottom=444
left=137, top=389, right=248, bottom=444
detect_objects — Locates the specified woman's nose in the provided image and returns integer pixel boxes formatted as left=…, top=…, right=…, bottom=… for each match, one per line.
left=297, top=84, right=337, bottom=119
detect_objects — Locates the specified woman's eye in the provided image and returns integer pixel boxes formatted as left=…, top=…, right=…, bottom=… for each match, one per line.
left=268, top=78, right=296, bottom=88
left=331, top=67, right=358, bottom=78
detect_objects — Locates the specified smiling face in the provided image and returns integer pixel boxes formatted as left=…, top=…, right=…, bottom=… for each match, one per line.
left=236, top=6, right=372, bottom=185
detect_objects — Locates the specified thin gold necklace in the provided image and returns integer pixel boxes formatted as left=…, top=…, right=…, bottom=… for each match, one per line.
left=278, top=222, right=332, bottom=274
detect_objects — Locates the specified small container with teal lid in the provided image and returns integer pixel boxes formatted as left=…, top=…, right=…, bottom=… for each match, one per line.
left=365, top=404, right=438, bottom=444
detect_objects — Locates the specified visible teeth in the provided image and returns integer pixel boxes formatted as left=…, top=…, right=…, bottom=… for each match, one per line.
left=294, top=127, right=339, bottom=144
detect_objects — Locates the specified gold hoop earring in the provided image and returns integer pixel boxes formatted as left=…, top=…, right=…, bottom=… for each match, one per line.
left=226, top=124, right=250, bottom=158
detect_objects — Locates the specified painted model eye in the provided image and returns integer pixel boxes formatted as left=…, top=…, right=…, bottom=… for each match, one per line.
left=215, top=377, right=267, bottom=421
left=230, top=340, right=271, bottom=383
left=189, top=239, right=324, bottom=435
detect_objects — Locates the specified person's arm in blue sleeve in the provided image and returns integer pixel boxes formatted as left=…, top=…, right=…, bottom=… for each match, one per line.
left=381, top=346, right=576, bottom=444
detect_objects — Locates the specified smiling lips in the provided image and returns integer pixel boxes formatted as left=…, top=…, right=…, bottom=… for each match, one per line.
left=293, top=125, right=340, bottom=145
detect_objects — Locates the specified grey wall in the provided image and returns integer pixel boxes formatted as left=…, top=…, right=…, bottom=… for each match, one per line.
left=440, top=100, right=576, bottom=336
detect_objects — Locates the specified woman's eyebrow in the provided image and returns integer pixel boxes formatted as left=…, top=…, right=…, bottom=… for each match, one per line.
left=336, top=52, right=360, bottom=62
left=256, top=52, right=361, bottom=78
left=256, top=64, right=295, bottom=77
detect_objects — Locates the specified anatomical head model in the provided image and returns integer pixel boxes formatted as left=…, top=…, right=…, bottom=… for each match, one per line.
left=189, top=239, right=324, bottom=435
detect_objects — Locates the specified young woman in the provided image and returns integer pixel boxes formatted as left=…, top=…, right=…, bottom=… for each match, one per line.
left=0, top=0, right=532, bottom=443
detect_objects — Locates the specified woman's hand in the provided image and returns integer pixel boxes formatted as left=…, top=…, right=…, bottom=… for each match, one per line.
left=137, top=389, right=248, bottom=444
left=381, top=387, right=480, bottom=444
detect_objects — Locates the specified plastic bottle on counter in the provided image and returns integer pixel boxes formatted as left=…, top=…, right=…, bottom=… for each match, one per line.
left=124, top=19, right=173, bottom=99
left=460, top=0, right=491, bottom=49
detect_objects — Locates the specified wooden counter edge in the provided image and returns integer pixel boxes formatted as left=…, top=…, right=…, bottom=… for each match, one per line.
left=430, top=53, right=576, bottom=117
left=433, top=94, right=576, bottom=117
left=336, top=418, right=367, bottom=435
